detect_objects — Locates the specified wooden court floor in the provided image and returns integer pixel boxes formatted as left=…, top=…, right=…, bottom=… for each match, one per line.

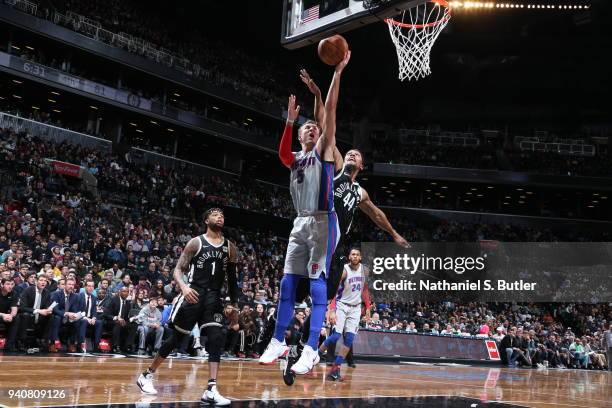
left=0, top=354, right=610, bottom=408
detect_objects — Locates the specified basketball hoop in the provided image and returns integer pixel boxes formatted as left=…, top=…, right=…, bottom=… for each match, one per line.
left=385, top=0, right=451, bottom=81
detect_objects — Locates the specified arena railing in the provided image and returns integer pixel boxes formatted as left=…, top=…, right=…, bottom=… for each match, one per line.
left=0, top=112, right=112, bottom=153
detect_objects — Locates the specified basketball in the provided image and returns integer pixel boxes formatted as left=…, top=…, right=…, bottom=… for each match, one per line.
left=318, top=35, right=349, bottom=66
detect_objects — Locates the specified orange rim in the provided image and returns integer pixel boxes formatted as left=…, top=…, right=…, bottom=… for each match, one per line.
left=385, top=0, right=451, bottom=29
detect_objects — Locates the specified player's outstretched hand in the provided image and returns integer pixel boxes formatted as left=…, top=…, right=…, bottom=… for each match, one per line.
left=300, top=69, right=321, bottom=96
left=182, top=286, right=199, bottom=304
left=335, top=50, right=351, bottom=74
left=287, top=94, right=301, bottom=123
left=393, top=233, right=411, bottom=249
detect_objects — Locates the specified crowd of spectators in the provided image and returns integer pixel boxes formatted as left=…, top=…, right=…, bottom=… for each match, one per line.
left=363, top=302, right=611, bottom=370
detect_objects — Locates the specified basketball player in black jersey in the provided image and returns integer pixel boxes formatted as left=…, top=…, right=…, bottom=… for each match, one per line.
left=137, top=208, right=238, bottom=405
left=281, top=72, right=409, bottom=384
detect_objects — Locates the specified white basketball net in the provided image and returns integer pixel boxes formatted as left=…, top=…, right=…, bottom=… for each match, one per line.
left=386, top=0, right=451, bottom=81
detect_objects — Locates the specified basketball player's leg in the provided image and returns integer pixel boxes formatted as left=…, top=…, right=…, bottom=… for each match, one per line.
left=328, top=304, right=360, bottom=381
left=136, top=297, right=201, bottom=394
left=259, top=217, right=309, bottom=364
left=199, top=294, right=230, bottom=406
left=292, top=212, right=339, bottom=375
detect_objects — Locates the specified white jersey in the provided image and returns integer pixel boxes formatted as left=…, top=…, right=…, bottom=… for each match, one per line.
left=336, top=263, right=365, bottom=306
left=290, top=149, right=335, bottom=215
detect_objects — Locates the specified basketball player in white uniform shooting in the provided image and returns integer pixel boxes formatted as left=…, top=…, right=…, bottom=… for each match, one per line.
left=259, top=51, right=351, bottom=377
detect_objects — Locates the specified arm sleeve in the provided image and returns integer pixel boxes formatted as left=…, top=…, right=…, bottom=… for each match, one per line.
left=278, top=122, right=295, bottom=168
left=362, top=283, right=371, bottom=312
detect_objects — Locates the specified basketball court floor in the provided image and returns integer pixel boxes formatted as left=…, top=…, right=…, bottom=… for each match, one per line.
left=0, top=355, right=609, bottom=408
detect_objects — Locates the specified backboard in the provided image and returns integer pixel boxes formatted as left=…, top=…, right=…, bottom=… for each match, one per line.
left=281, top=0, right=424, bottom=49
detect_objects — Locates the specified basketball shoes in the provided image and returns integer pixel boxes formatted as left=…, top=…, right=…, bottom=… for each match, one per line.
left=259, top=338, right=288, bottom=364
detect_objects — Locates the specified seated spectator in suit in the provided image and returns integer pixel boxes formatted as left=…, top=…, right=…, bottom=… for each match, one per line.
left=0, top=278, right=19, bottom=351
left=104, top=286, right=132, bottom=353
left=17, top=274, right=53, bottom=350
left=136, top=296, right=163, bottom=355
left=49, top=277, right=81, bottom=352
left=77, top=280, right=103, bottom=352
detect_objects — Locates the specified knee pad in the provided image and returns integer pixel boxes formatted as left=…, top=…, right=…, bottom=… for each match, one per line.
left=280, top=274, right=301, bottom=301
left=343, top=332, right=355, bottom=348
left=159, top=330, right=186, bottom=358
left=205, top=326, right=225, bottom=363
left=323, top=330, right=341, bottom=347
left=310, top=276, right=327, bottom=306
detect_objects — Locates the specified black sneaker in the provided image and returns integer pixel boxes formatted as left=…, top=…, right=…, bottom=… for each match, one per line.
left=283, top=345, right=300, bottom=386
left=327, top=364, right=342, bottom=381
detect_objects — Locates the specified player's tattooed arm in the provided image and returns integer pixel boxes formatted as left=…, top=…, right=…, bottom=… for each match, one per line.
left=227, top=240, right=239, bottom=306
left=358, top=188, right=410, bottom=248
left=300, top=69, right=325, bottom=129
left=174, top=237, right=200, bottom=304
left=333, top=146, right=344, bottom=172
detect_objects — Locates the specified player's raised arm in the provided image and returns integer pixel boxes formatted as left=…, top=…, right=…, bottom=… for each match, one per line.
left=358, top=188, right=410, bottom=248
left=279, top=95, right=300, bottom=168
left=317, top=51, right=351, bottom=161
left=174, top=237, right=200, bottom=304
left=333, top=146, right=344, bottom=172
left=300, top=69, right=325, bottom=128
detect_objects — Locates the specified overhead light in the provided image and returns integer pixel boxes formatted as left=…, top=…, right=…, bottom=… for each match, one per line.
left=505, top=196, right=511, bottom=199
left=601, top=196, right=608, bottom=200
left=246, top=118, right=253, bottom=122
left=89, top=105, right=98, bottom=110
left=381, top=186, right=388, bottom=189
left=167, top=128, right=174, bottom=132
left=52, top=109, right=61, bottom=113
left=526, top=191, right=533, bottom=195
left=12, top=95, right=22, bottom=99
left=464, top=199, right=470, bottom=202
left=51, top=91, right=60, bottom=95
left=25, top=45, right=35, bottom=50
left=389, top=182, right=396, bottom=186
left=31, top=106, right=39, bottom=110
left=212, top=106, right=220, bottom=110
left=503, top=202, right=509, bottom=205
left=430, top=182, right=437, bottom=185
left=592, top=200, right=598, bottom=203
left=389, top=194, right=395, bottom=197
left=48, top=99, right=56, bottom=103
left=477, top=194, right=483, bottom=197
left=171, top=99, right=177, bottom=102
left=129, top=122, right=138, bottom=127
left=439, top=195, right=445, bottom=198
left=136, top=129, right=143, bottom=133
left=362, top=177, right=368, bottom=181
left=470, top=187, right=477, bottom=191
left=12, top=79, right=22, bottom=84
left=516, top=188, right=523, bottom=191
left=487, top=186, right=494, bottom=189
left=441, top=186, right=448, bottom=189
left=11, top=45, right=20, bottom=50
left=404, top=180, right=411, bottom=184
left=242, top=122, right=249, bottom=126
left=593, top=193, right=599, bottom=196
left=435, top=192, right=440, bottom=196
left=399, top=189, right=406, bottom=192
left=0, top=97, right=3, bottom=100
left=173, top=92, right=181, bottom=97
left=150, top=120, right=158, bottom=125
left=518, top=201, right=525, bottom=204
left=587, top=205, right=594, bottom=208
left=520, top=195, right=526, bottom=199
left=466, top=192, right=472, bottom=195
left=425, top=189, right=431, bottom=192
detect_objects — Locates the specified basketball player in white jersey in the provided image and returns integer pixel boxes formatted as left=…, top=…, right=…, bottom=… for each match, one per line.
left=318, top=248, right=369, bottom=381
left=259, top=51, right=351, bottom=375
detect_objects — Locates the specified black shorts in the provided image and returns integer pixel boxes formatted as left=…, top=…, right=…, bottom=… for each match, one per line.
left=169, top=287, right=224, bottom=334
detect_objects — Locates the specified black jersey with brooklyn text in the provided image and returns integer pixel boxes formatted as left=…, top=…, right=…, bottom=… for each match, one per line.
left=188, top=235, right=230, bottom=292
left=333, top=169, right=362, bottom=236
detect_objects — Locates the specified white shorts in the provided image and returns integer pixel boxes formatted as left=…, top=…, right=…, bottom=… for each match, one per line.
left=335, top=301, right=361, bottom=334
left=284, top=212, right=340, bottom=279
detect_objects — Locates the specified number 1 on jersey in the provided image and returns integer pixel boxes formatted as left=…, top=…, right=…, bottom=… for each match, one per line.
left=211, top=263, right=215, bottom=276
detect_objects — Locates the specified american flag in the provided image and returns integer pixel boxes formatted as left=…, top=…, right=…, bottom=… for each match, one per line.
left=300, top=5, right=319, bottom=24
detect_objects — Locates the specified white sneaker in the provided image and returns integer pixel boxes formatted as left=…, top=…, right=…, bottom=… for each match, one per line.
left=136, top=372, right=157, bottom=395
left=201, top=385, right=231, bottom=406
left=259, top=338, right=288, bottom=365
left=291, top=345, right=320, bottom=375
left=197, top=348, right=209, bottom=358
